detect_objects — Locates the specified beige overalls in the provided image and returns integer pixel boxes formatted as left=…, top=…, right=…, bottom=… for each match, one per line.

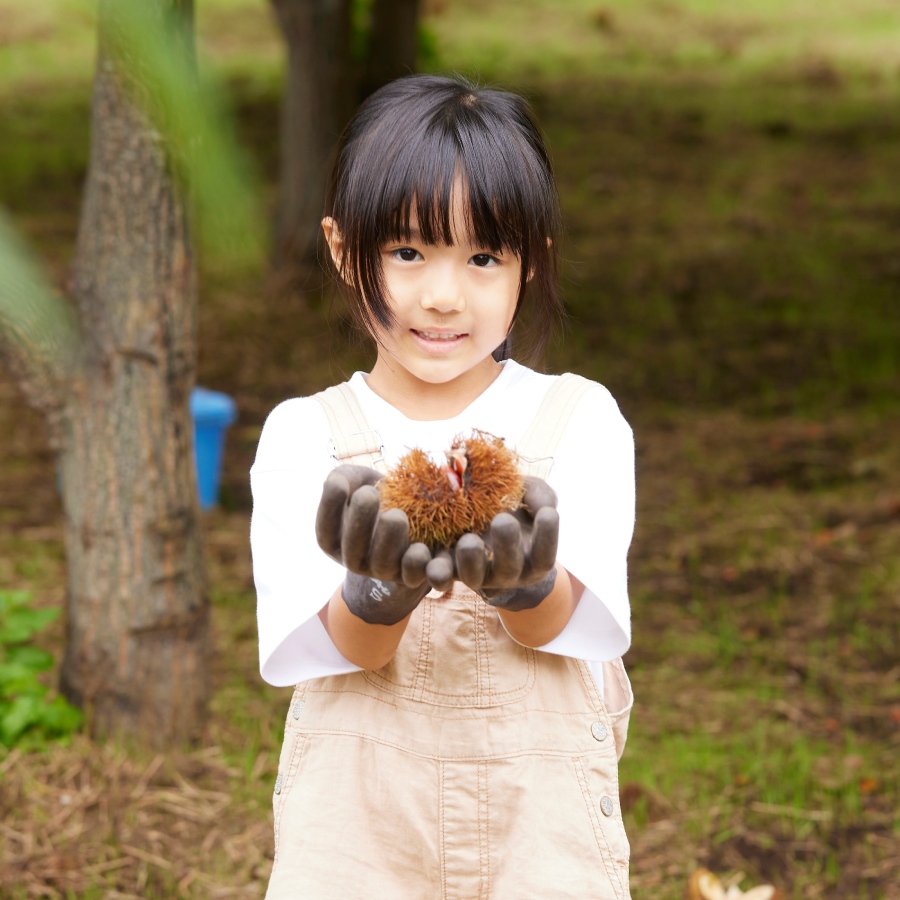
left=266, top=376, right=634, bottom=899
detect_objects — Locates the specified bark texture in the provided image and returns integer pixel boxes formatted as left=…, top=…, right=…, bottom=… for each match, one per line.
left=362, top=0, right=419, bottom=96
left=58, top=0, right=210, bottom=745
left=270, top=0, right=353, bottom=272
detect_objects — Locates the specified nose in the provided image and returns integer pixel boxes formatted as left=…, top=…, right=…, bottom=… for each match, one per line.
left=420, top=260, right=466, bottom=314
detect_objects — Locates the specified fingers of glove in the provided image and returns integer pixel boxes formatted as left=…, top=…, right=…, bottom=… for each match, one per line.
left=426, top=551, right=454, bottom=592
left=487, top=513, right=525, bottom=587
left=332, top=464, right=383, bottom=493
left=315, top=472, right=350, bottom=560
left=341, top=485, right=381, bottom=572
left=528, top=506, right=560, bottom=578
left=401, top=542, right=431, bottom=588
left=455, top=533, right=487, bottom=590
left=521, top=476, right=558, bottom=517
left=369, top=508, right=410, bottom=581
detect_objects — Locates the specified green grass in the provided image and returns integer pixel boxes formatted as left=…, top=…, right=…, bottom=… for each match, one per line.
left=536, top=72, right=900, bottom=414
left=429, top=0, right=900, bottom=84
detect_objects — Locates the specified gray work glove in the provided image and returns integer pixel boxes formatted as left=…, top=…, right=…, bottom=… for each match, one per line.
left=315, top=465, right=451, bottom=625
left=452, top=476, right=560, bottom=612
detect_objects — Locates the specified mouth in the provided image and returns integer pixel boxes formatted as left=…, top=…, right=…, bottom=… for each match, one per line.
left=412, top=329, right=468, bottom=342
left=409, top=328, right=468, bottom=354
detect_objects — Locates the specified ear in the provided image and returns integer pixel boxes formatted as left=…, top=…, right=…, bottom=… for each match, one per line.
left=321, top=217, right=344, bottom=272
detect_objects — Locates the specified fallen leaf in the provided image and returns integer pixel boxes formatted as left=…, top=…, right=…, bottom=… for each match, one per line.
left=687, top=869, right=782, bottom=900
left=858, top=777, right=879, bottom=794
left=804, top=422, right=824, bottom=439
left=687, top=868, right=725, bottom=900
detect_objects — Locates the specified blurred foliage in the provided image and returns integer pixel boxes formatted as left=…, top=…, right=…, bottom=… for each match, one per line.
left=97, top=0, right=266, bottom=272
left=0, top=0, right=268, bottom=380
left=0, top=591, right=82, bottom=749
left=0, top=208, right=80, bottom=378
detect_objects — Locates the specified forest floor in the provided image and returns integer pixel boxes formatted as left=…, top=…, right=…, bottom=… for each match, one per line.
left=1, top=1, right=899, bottom=898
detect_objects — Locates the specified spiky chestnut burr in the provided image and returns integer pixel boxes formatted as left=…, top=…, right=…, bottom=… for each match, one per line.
left=378, top=431, right=525, bottom=549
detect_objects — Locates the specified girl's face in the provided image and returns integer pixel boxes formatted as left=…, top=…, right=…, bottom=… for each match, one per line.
left=324, top=185, right=522, bottom=409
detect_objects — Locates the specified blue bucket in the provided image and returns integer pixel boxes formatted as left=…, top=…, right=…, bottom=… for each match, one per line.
left=191, top=387, right=237, bottom=509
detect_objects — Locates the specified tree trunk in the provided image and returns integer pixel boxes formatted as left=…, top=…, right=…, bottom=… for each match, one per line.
left=270, top=0, right=353, bottom=275
left=58, top=0, right=210, bottom=746
left=361, top=0, right=419, bottom=97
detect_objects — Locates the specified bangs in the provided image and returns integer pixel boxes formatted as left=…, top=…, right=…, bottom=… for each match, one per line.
left=380, top=111, right=551, bottom=258
left=325, top=75, right=562, bottom=355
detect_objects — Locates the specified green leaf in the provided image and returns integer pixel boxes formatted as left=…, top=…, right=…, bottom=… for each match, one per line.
left=0, top=592, right=79, bottom=748
left=39, top=696, right=83, bottom=736
left=0, top=606, right=59, bottom=644
left=4, top=646, right=54, bottom=672
left=0, top=662, right=46, bottom=691
left=1, top=695, right=43, bottom=746
left=0, top=591, right=32, bottom=614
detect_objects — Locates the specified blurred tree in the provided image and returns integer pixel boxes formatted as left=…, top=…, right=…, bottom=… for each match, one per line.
left=270, top=0, right=354, bottom=275
left=269, top=0, right=421, bottom=275
left=361, top=0, right=420, bottom=96
left=0, top=0, right=211, bottom=747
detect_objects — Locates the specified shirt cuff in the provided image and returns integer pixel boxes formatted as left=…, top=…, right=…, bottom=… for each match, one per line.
left=260, top=612, right=362, bottom=687
left=535, top=586, right=630, bottom=662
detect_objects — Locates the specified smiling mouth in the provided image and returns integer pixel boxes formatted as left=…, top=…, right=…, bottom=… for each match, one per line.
left=412, top=330, right=467, bottom=341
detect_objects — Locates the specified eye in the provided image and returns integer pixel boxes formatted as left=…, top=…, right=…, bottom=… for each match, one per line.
left=470, top=253, right=500, bottom=268
left=391, top=247, right=422, bottom=262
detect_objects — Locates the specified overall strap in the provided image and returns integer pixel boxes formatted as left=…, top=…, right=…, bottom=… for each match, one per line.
left=516, top=373, right=593, bottom=479
left=314, top=383, right=386, bottom=473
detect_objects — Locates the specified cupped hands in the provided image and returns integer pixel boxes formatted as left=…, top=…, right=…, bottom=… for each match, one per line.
left=315, top=466, right=560, bottom=624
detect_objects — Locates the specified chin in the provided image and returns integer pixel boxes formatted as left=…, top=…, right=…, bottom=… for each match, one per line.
left=410, top=355, right=496, bottom=382
left=411, top=369, right=467, bottom=386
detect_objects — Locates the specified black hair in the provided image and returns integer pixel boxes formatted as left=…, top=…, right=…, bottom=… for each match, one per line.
left=324, top=74, right=563, bottom=360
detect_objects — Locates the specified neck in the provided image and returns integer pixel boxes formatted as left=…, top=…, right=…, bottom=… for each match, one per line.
left=366, top=355, right=504, bottom=420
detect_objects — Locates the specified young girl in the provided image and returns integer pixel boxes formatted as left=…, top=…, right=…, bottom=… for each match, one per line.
left=251, top=74, right=636, bottom=898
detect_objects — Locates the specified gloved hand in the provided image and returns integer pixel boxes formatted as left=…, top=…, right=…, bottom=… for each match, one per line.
left=315, top=465, right=442, bottom=625
left=453, top=476, right=560, bottom=611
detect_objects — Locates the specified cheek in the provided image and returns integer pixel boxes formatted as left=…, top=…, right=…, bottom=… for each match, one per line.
left=502, top=283, right=521, bottom=328
left=379, top=274, right=414, bottom=313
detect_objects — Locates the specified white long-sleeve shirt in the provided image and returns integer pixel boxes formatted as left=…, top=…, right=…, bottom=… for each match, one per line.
left=251, top=359, right=635, bottom=689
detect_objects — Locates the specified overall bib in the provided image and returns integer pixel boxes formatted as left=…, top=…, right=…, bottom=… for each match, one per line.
left=266, top=376, right=633, bottom=900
